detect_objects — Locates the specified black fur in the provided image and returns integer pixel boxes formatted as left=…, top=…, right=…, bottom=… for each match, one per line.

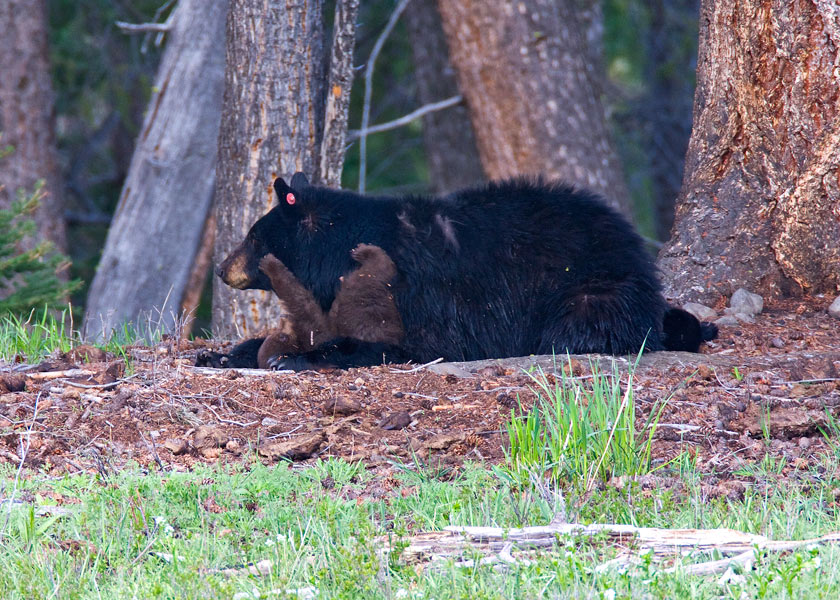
left=210, top=174, right=713, bottom=369
left=661, top=308, right=718, bottom=352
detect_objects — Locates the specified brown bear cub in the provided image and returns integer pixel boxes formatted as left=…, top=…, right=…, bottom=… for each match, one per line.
left=256, top=243, right=404, bottom=369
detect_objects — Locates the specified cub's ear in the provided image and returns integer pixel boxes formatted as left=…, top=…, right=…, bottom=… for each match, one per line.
left=290, top=171, right=310, bottom=189
left=273, top=177, right=299, bottom=207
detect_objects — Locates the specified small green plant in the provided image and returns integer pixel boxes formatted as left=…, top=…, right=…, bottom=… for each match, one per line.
left=505, top=353, right=670, bottom=490
left=732, top=366, right=744, bottom=381
left=0, top=181, right=81, bottom=314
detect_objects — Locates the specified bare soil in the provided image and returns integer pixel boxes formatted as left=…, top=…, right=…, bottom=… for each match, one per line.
left=2, top=296, right=840, bottom=501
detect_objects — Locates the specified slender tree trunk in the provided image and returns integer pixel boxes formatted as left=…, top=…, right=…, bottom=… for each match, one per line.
left=405, top=0, right=484, bottom=193
left=319, top=0, right=360, bottom=188
left=436, top=0, right=630, bottom=214
left=211, top=0, right=326, bottom=340
left=643, top=0, right=698, bottom=240
left=658, top=0, right=840, bottom=304
left=83, top=0, right=227, bottom=339
left=0, top=0, right=65, bottom=250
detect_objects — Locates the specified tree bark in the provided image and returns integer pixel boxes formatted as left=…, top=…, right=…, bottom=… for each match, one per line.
left=658, top=0, right=840, bottom=304
left=83, top=0, right=227, bottom=339
left=405, top=0, right=484, bottom=193
left=0, top=0, right=65, bottom=250
left=319, top=0, right=360, bottom=188
left=436, top=0, right=630, bottom=214
left=211, top=0, right=325, bottom=340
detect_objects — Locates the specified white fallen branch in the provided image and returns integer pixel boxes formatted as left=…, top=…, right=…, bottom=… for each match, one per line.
left=390, top=522, right=840, bottom=576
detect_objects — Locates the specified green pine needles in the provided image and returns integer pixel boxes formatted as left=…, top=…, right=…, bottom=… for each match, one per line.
left=0, top=181, right=80, bottom=314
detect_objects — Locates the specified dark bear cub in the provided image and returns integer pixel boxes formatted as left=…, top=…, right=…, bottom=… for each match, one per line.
left=256, top=243, right=404, bottom=369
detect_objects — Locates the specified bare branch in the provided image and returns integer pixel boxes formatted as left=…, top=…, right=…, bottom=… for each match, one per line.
left=359, top=0, right=412, bottom=193
left=115, top=21, right=172, bottom=33
left=348, top=95, right=463, bottom=141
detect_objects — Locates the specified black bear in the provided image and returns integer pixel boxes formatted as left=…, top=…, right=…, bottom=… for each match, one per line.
left=203, top=172, right=715, bottom=369
left=255, top=244, right=404, bottom=369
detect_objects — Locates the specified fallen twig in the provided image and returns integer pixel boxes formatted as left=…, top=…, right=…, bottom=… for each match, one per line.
left=26, top=369, right=97, bottom=381
left=391, top=358, right=444, bottom=374
left=202, top=403, right=259, bottom=428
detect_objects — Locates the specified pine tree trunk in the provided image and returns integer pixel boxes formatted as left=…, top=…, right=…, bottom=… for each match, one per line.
left=658, top=0, right=840, bottom=304
left=211, top=0, right=325, bottom=340
left=436, top=0, right=630, bottom=214
left=405, top=0, right=484, bottom=193
left=83, top=0, right=227, bottom=339
left=0, top=0, right=65, bottom=250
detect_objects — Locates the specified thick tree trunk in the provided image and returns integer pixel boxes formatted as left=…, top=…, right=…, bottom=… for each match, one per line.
left=83, top=0, right=227, bottom=339
left=211, top=0, right=325, bottom=340
left=658, top=0, right=840, bottom=304
left=436, top=0, right=630, bottom=214
left=0, top=0, right=65, bottom=250
left=405, top=0, right=484, bottom=193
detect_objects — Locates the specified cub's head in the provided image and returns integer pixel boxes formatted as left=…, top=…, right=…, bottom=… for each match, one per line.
left=215, top=172, right=353, bottom=302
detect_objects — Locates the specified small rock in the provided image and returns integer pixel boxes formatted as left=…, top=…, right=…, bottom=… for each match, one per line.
left=225, top=439, right=240, bottom=453
left=64, top=345, right=107, bottom=364
left=477, top=365, right=504, bottom=377
left=428, top=363, right=474, bottom=378
left=829, top=296, right=840, bottom=319
left=163, top=438, right=189, bottom=455
left=798, top=437, right=812, bottom=450
left=423, top=432, right=464, bottom=450
left=261, top=417, right=281, bottom=428
left=729, top=288, right=763, bottom=316
left=683, top=302, right=718, bottom=321
left=323, top=397, right=361, bottom=416
left=735, top=401, right=747, bottom=412
left=770, top=337, right=785, bottom=348
left=697, top=364, right=715, bottom=380
left=731, top=312, right=756, bottom=324
left=0, top=374, right=25, bottom=393
left=194, top=425, right=228, bottom=449
left=201, top=447, right=222, bottom=459
left=353, top=377, right=365, bottom=388
left=259, top=431, right=326, bottom=461
left=378, top=411, right=411, bottom=431
left=715, top=315, right=740, bottom=327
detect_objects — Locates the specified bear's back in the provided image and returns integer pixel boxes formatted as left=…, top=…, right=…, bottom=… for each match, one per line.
left=377, top=179, right=664, bottom=362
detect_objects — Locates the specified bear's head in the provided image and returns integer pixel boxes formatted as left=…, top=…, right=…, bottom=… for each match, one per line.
left=215, top=172, right=363, bottom=308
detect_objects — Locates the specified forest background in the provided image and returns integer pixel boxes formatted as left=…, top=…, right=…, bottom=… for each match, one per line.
left=0, top=0, right=702, bottom=336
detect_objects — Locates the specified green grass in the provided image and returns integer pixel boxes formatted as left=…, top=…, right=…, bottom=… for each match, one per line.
left=0, top=305, right=157, bottom=363
left=504, top=355, right=670, bottom=490
left=2, top=457, right=840, bottom=599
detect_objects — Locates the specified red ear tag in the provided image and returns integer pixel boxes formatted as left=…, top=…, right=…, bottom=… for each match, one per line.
left=286, top=193, right=296, bottom=205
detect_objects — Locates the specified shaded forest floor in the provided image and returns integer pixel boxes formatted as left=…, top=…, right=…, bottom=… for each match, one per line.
left=2, top=296, right=840, bottom=502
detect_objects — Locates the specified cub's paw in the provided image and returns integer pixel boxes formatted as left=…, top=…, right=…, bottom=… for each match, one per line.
left=258, top=253, right=289, bottom=278
left=267, top=355, right=316, bottom=371
left=350, top=243, right=385, bottom=264
left=195, top=349, right=229, bottom=368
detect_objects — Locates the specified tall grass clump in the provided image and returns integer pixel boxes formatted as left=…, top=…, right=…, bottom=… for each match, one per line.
left=505, top=353, right=669, bottom=491
left=0, top=305, right=157, bottom=364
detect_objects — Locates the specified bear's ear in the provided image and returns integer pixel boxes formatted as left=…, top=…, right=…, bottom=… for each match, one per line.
left=273, top=177, right=299, bottom=207
left=290, top=171, right=310, bottom=189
